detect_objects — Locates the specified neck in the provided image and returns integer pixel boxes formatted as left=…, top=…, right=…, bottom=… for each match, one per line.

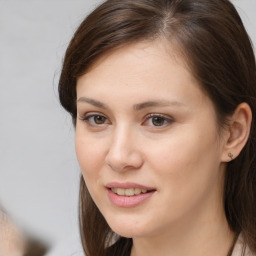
left=131, top=207, right=234, bottom=256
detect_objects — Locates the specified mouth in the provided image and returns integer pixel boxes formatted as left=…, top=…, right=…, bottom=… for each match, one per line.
left=106, top=182, right=156, bottom=201
left=106, top=183, right=156, bottom=207
left=110, top=187, right=153, bottom=196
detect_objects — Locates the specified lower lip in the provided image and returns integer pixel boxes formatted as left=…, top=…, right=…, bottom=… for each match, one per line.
left=107, top=189, right=155, bottom=208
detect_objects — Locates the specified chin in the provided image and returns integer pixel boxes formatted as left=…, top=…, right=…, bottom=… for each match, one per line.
left=111, top=226, right=144, bottom=239
left=105, top=215, right=153, bottom=239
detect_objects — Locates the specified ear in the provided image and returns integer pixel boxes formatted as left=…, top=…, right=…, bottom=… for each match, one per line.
left=221, top=103, right=252, bottom=162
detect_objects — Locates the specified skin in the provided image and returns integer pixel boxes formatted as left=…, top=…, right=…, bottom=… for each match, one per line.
left=0, top=210, right=25, bottom=256
left=75, top=40, right=239, bottom=256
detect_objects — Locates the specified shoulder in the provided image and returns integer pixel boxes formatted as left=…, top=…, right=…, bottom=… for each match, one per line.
left=232, top=235, right=256, bottom=256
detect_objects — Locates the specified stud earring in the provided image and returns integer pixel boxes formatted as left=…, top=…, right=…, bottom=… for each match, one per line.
left=228, top=152, right=234, bottom=160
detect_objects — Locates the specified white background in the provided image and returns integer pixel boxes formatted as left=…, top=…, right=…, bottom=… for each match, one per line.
left=0, top=0, right=255, bottom=253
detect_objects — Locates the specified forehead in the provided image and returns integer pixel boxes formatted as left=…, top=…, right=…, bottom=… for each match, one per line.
left=78, top=40, right=196, bottom=85
left=76, top=40, right=203, bottom=100
left=85, top=39, right=188, bottom=73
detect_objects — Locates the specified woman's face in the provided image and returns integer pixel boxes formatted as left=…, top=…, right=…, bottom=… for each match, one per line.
left=75, top=41, right=227, bottom=238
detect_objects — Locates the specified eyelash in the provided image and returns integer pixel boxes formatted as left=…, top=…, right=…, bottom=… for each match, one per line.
left=79, top=113, right=110, bottom=126
left=143, top=113, right=174, bottom=127
left=79, top=113, right=174, bottom=128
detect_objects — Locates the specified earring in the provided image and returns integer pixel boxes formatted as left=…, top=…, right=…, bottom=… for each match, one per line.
left=228, top=153, right=234, bottom=160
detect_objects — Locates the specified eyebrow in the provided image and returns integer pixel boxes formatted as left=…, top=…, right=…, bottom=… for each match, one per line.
left=77, top=97, right=185, bottom=110
left=77, top=97, right=108, bottom=109
left=133, top=100, right=185, bottom=111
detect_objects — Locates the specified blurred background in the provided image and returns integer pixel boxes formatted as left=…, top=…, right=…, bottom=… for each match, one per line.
left=0, top=0, right=255, bottom=255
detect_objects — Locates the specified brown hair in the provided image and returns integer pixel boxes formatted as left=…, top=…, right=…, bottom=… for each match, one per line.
left=58, top=0, right=256, bottom=255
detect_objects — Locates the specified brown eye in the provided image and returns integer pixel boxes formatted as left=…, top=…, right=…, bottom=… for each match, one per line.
left=82, top=113, right=109, bottom=126
left=152, top=116, right=165, bottom=126
left=142, top=114, right=174, bottom=127
left=94, top=115, right=107, bottom=124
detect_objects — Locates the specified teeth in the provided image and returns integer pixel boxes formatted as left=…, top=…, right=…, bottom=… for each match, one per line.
left=116, top=188, right=125, bottom=196
left=134, top=188, right=141, bottom=195
left=111, top=188, right=148, bottom=196
left=125, top=188, right=134, bottom=196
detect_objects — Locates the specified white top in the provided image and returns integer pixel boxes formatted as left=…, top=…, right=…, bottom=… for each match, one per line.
left=232, top=235, right=255, bottom=256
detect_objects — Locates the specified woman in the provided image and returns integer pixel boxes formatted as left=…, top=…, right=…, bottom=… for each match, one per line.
left=58, top=0, right=256, bottom=255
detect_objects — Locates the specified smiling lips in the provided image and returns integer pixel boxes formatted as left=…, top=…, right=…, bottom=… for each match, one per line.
left=111, top=187, right=148, bottom=196
left=106, top=183, right=156, bottom=207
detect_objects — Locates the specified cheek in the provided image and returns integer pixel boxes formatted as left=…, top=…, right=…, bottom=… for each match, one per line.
left=143, top=128, right=223, bottom=223
left=147, top=124, right=221, bottom=195
left=75, top=134, right=107, bottom=204
left=75, top=131, right=106, bottom=179
left=157, top=122, right=219, bottom=168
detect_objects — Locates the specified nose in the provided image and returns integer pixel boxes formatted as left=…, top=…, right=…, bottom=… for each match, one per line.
left=105, top=125, right=143, bottom=172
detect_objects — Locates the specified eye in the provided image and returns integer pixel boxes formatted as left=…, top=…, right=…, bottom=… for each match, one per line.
left=143, top=114, right=173, bottom=127
left=80, top=113, right=110, bottom=126
left=151, top=116, right=166, bottom=126
left=91, top=115, right=107, bottom=125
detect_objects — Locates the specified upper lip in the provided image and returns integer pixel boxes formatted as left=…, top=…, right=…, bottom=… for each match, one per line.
left=106, top=182, right=156, bottom=191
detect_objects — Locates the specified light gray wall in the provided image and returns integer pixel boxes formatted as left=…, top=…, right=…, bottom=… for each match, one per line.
left=0, top=0, right=255, bottom=250
left=0, top=0, right=103, bottom=246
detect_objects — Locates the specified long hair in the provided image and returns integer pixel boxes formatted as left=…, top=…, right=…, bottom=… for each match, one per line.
left=58, top=0, right=256, bottom=255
